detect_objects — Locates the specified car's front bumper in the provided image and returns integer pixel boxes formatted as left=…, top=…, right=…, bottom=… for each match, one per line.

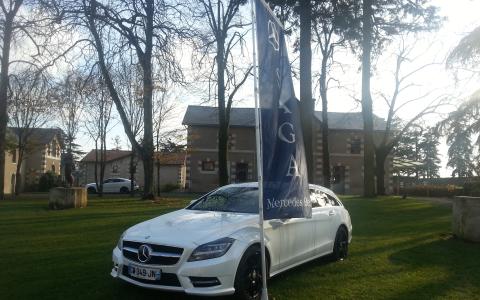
left=111, top=245, right=243, bottom=296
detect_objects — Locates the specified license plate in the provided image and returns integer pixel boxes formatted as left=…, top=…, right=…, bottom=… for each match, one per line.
left=128, top=265, right=161, bottom=281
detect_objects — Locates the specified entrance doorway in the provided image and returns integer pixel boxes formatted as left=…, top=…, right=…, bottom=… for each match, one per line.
left=332, top=166, right=346, bottom=194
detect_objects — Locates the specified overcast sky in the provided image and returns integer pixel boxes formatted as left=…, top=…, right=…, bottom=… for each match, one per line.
left=76, top=0, right=480, bottom=177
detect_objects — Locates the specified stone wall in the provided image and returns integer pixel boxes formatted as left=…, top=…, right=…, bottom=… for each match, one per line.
left=452, top=196, right=480, bottom=242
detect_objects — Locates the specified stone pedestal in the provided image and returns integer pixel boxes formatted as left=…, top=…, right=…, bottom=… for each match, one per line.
left=49, top=187, right=88, bottom=210
left=452, top=196, right=480, bottom=242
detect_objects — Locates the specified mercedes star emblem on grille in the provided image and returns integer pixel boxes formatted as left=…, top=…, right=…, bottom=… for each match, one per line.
left=137, top=244, right=152, bottom=263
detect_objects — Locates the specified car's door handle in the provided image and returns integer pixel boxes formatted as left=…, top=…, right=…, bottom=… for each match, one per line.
left=328, top=210, right=335, bottom=216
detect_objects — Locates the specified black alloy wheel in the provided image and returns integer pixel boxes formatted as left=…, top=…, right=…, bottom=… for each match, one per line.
left=332, top=226, right=349, bottom=261
left=234, top=246, right=267, bottom=300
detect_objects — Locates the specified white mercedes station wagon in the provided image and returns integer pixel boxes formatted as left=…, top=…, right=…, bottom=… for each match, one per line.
left=111, top=182, right=352, bottom=300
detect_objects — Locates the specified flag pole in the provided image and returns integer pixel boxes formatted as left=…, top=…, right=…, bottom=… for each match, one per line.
left=250, top=0, right=268, bottom=299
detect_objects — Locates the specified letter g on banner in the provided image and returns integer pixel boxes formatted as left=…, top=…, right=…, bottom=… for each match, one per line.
left=278, top=122, right=295, bottom=143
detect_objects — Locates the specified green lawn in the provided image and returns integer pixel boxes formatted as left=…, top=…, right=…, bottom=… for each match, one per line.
left=0, top=194, right=479, bottom=299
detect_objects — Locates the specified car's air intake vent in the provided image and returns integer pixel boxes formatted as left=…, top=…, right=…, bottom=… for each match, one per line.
left=189, top=276, right=221, bottom=287
left=122, top=240, right=183, bottom=265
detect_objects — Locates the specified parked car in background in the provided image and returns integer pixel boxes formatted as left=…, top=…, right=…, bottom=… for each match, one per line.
left=111, top=182, right=352, bottom=299
left=85, top=178, right=139, bottom=194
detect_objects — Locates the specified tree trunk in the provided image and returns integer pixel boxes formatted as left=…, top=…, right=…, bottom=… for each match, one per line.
left=217, top=35, right=229, bottom=186
left=140, top=0, right=155, bottom=199
left=0, top=13, right=15, bottom=200
left=299, top=0, right=315, bottom=182
left=99, top=137, right=106, bottom=197
left=156, top=161, right=161, bottom=196
left=319, top=50, right=330, bottom=187
left=94, top=141, right=99, bottom=194
left=15, top=170, right=21, bottom=195
left=361, top=0, right=376, bottom=197
left=299, top=0, right=314, bottom=183
left=129, top=151, right=135, bottom=197
left=375, top=147, right=389, bottom=195
left=14, top=149, right=24, bottom=195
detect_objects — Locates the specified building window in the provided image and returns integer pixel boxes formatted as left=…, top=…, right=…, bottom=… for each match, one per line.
left=350, top=138, right=361, bottom=154
left=11, top=150, right=16, bottom=163
left=112, top=164, right=119, bottom=174
left=51, top=165, right=56, bottom=173
left=236, top=162, right=248, bottom=182
left=202, top=161, right=215, bottom=171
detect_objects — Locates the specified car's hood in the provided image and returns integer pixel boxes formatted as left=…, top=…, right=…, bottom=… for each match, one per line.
left=124, top=209, right=257, bottom=247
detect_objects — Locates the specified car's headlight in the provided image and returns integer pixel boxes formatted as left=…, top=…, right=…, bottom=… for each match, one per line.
left=188, top=237, right=235, bottom=262
left=117, top=231, right=126, bottom=250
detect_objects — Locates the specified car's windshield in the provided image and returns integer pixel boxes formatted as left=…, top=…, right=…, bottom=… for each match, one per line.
left=188, top=186, right=259, bottom=213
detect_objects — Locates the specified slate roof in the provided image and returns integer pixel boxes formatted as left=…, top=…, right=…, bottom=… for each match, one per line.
left=81, top=150, right=132, bottom=163
left=9, top=127, right=64, bottom=145
left=182, top=105, right=387, bottom=130
left=81, top=150, right=186, bottom=165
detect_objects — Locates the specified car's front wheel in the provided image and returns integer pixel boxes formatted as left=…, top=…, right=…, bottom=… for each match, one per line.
left=87, top=187, right=96, bottom=194
left=234, top=245, right=267, bottom=300
left=332, top=226, right=349, bottom=261
left=120, top=187, right=129, bottom=194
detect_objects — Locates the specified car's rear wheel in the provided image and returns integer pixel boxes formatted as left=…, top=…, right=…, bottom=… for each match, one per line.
left=234, top=245, right=267, bottom=300
left=332, top=226, right=349, bottom=261
left=120, top=187, right=129, bottom=194
left=87, top=187, right=96, bottom=194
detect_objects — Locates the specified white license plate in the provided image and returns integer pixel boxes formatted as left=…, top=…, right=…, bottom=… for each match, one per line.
left=128, top=265, right=161, bottom=281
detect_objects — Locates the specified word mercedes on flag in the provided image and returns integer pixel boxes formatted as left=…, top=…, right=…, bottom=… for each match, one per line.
left=255, top=0, right=311, bottom=220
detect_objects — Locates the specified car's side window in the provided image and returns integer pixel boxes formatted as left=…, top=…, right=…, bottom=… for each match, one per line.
left=314, top=191, right=331, bottom=207
left=309, top=189, right=320, bottom=208
left=326, top=194, right=340, bottom=206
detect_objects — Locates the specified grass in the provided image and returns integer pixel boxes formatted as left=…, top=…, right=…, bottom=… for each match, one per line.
left=0, top=194, right=479, bottom=299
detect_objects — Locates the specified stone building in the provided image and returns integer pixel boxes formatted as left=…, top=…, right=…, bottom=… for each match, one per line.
left=2, top=127, right=63, bottom=194
left=79, top=150, right=186, bottom=190
left=182, top=105, right=393, bottom=195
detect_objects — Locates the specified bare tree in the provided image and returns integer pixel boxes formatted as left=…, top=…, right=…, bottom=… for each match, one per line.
left=0, top=0, right=81, bottom=199
left=312, top=0, right=355, bottom=187
left=373, top=38, right=448, bottom=194
left=69, top=0, right=191, bottom=199
left=153, top=81, right=176, bottom=196
left=194, top=0, right=251, bottom=186
left=83, top=74, right=113, bottom=196
left=57, top=73, right=87, bottom=187
left=115, top=58, right=144, bottom=197
left=8, top=70, right=51, bottom=194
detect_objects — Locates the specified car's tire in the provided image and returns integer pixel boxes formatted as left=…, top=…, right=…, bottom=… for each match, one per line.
left=332, top=226, right=349, bottom=261
left=87, top=187, right=96, bottom=194
left=120, top=187, right=129, bottom=194
left=234, top=245, right=268, bottom=300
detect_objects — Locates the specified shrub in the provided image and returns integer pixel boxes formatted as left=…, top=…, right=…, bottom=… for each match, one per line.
left=38, top=171, right=61, bottom=192
left=401, top=184, right=463, bottom=198
left=161, top=183, right=180, bottom=193
left=462, top=182, right=480, bottom=197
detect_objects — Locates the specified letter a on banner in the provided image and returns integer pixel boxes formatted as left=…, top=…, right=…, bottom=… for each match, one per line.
left=254, top=0, right=311, bottom=220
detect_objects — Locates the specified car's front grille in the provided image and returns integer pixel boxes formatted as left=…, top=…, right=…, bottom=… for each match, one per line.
left=122, top=266, right=181, bottom=287
left=122, top=240, right=183, bottom=265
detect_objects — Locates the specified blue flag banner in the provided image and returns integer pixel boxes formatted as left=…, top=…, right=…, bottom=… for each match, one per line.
left=255, top=0, right=311, bottom=220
